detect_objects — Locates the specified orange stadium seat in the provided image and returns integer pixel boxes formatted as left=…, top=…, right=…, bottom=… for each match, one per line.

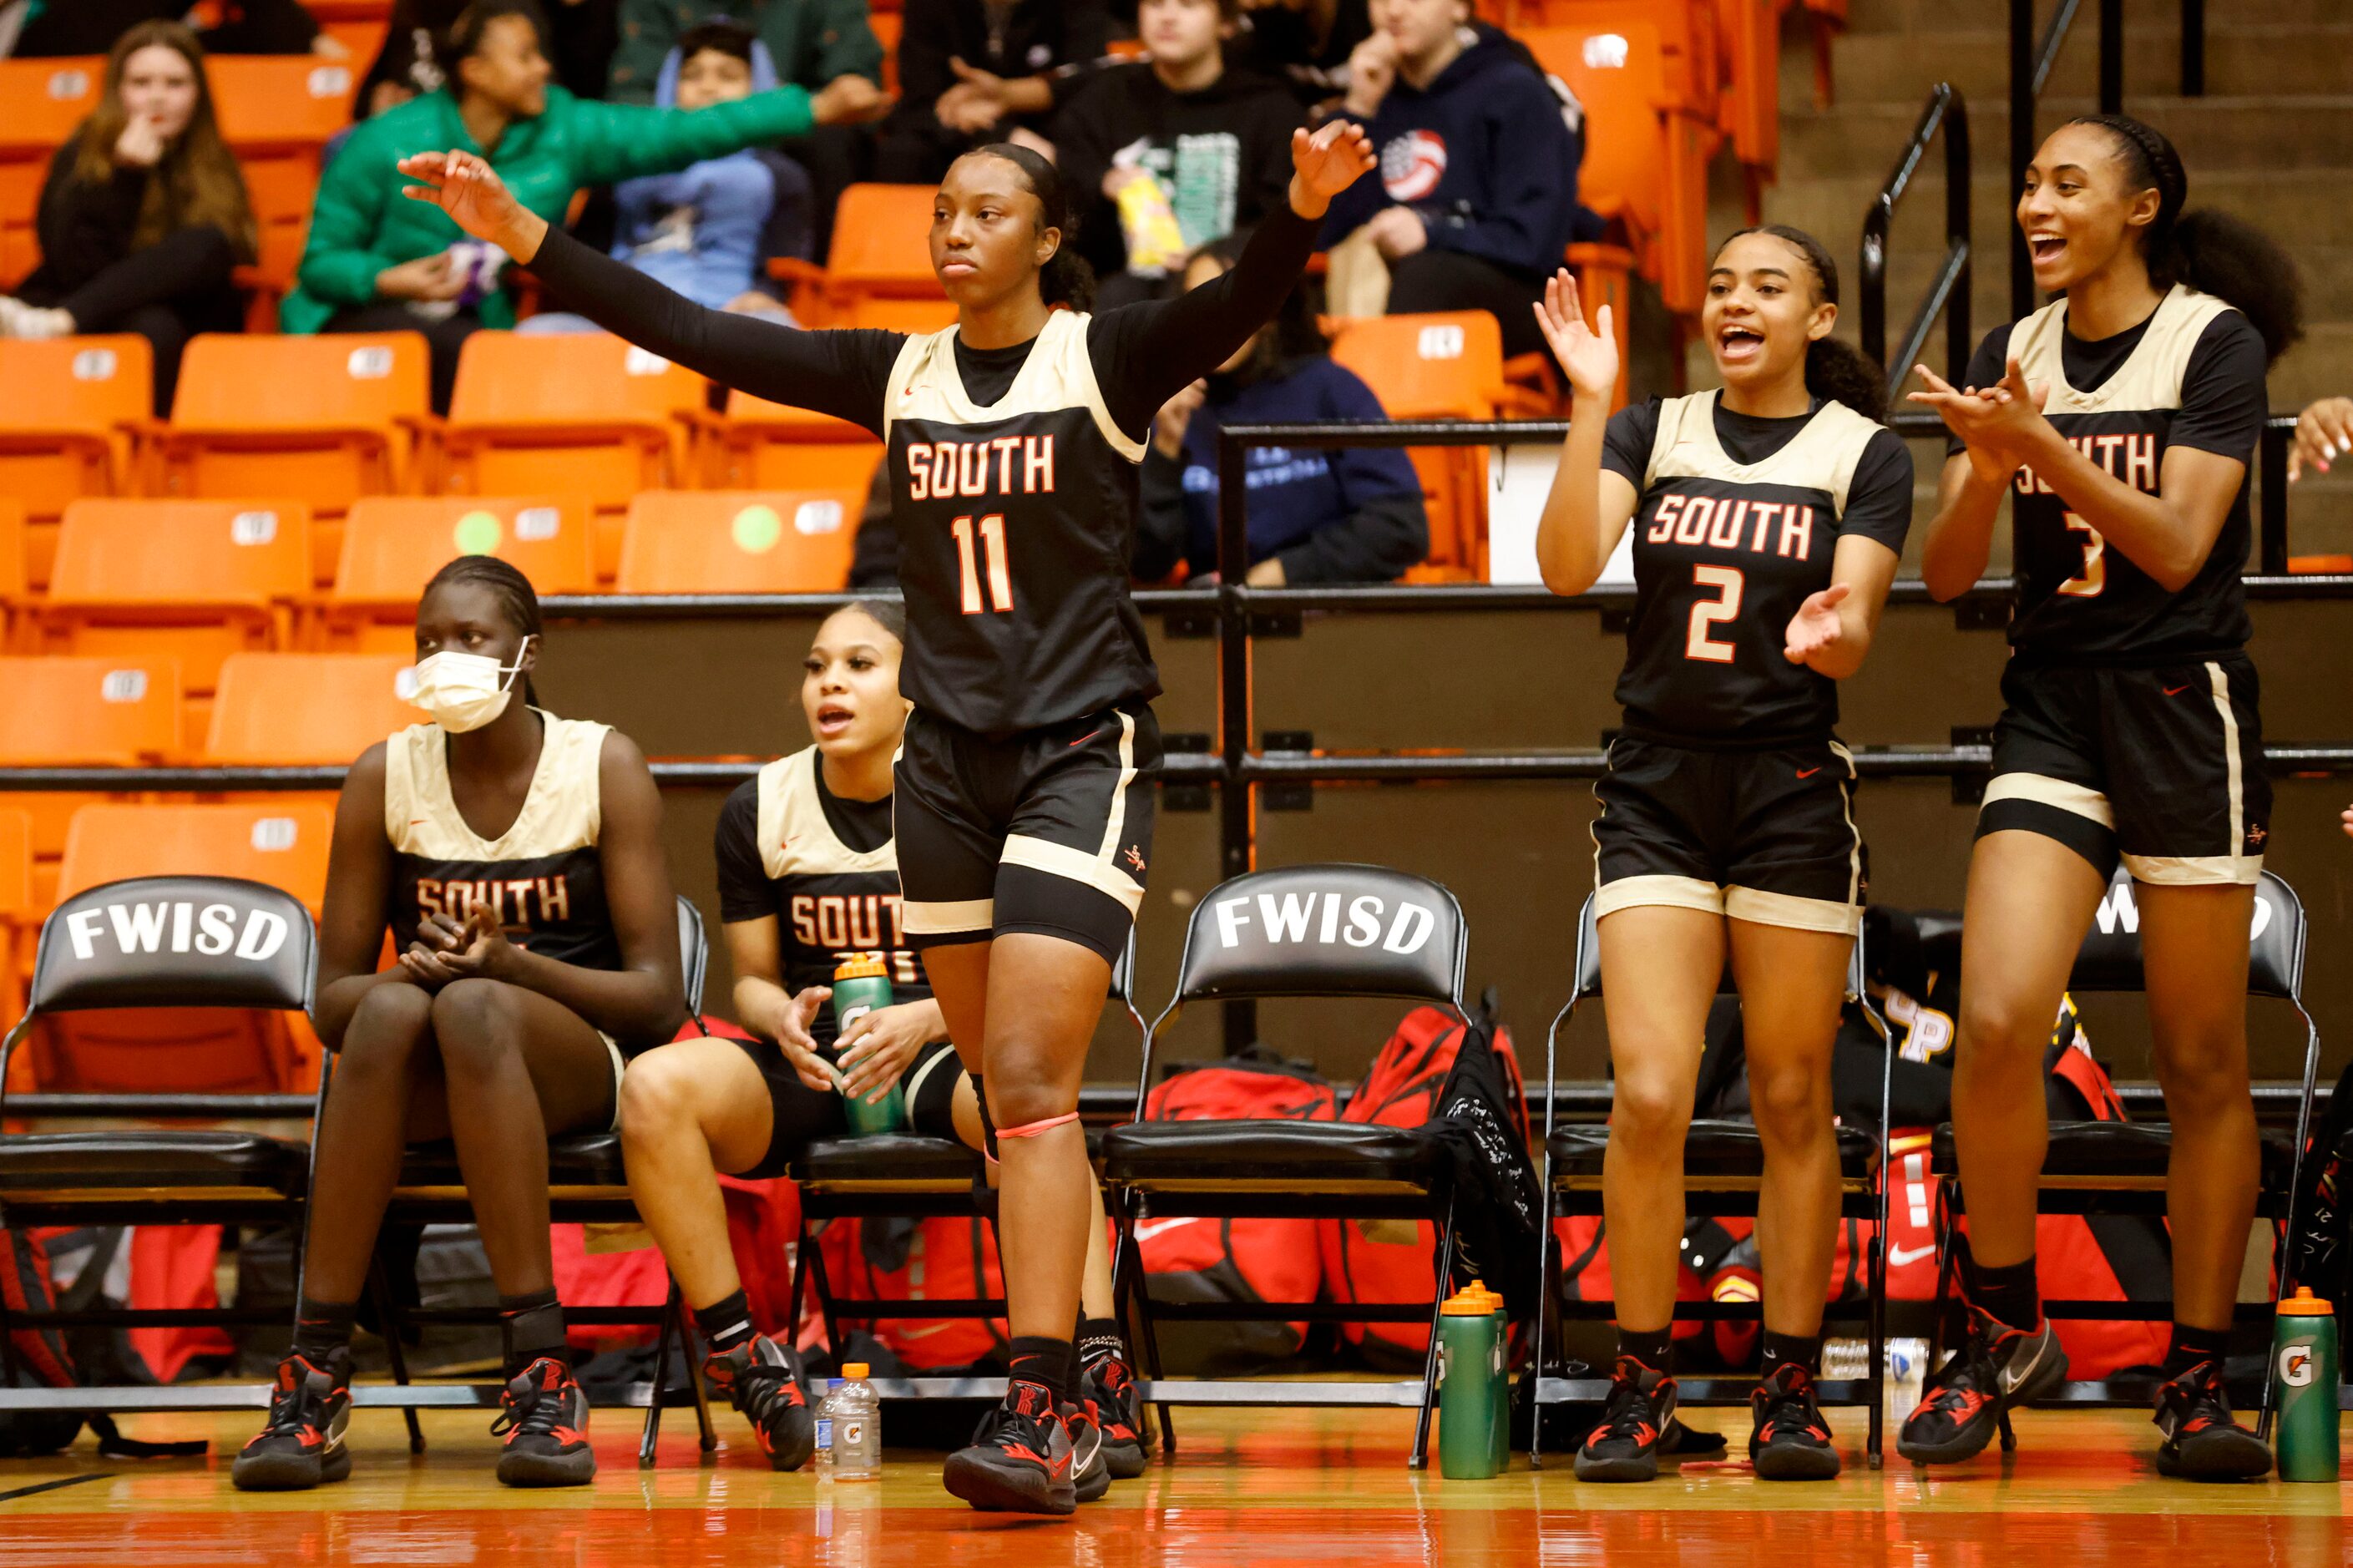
left=871, top=9, right=902, bottom=94
left=206, top=652, right=423, bottom=766
left=706, top=391, right=888, bottom=495
left=210, top=55, right=362, bottom=325
left=1328, top=314, right=1514, bottom=579
left=329, top=494, right=598, bottom=651
left=29, top=801, right=335, bottom=1093
left=42, top=498, right=313, bottom=737
left=0, top=336, right=154, bottom=583
left=153, top=333, right=432, bottom=579
left=441, top=332, right=708, bottom=579
left=616, top=489, right=860, bottom=594
left=0, top=497, right=24, bottom=648
left=0, top=655, right=186, bottom=913
left=1522, top=21, right=1713, bottom=316
left=772, top=185, right=950, bottom=329
left=0, top=58, right=103, bottom=288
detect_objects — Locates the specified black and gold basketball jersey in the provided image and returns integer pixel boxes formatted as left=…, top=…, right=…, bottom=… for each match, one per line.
left=1610, top=391, right=1910, bottom=742
left=382, top=711, right=622, bottom=972
left=1996, top=285, right=2259, bottom=662
left=884, top=310, right=1160, bottom=736
left=712, top=746, right=930, bottom=1048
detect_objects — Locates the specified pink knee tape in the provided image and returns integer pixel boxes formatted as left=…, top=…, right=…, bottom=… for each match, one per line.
left=996, top=1111, right=1080, bottom=1141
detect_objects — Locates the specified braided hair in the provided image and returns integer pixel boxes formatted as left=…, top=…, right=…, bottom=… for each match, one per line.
left=1714, top=225, right=1889, bottom=423
left=423, top=554, right=543, bottom=708
left=2066, top=114, right=2303, bottom=365
left=958, top=142, right=1097, bottom=311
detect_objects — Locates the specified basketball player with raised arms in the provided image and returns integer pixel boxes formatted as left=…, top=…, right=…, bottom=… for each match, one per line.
left=1530, top=227, right=1914, bottom=1482
left=1900, top=114, right=2300, bottom=1480
left=394, top=116, right=1374, bottom=1514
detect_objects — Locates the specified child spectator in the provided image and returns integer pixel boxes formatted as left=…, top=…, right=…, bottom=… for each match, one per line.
left=288, top=0, right=880, bottom=410
left=871, top=0, right=1108, bottom=184
left=1135, top=233, right=1428, bottom=586
left=607, top=0, right=882, bottom=253
left=1317, top=0, right=1581, bottom=358
left=1053, top=0, right=1303, bottom=308
left=1231, top=0, right=1372, bottom=107
left=0, top=21, right=253, bottom=416
left=521, top=19, right=810, bottom=331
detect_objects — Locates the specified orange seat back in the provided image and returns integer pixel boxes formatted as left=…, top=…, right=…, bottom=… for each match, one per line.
left=48, top=498, right=313, bottom=615
left=443, top=332, right=706, bottom=509
left=0, top=495, right=24, bottom=612
left=162, top=332, right=428, bottom=505
left=616, top=490, right=859, bottom=594
left=1520, top=24, right=1669, bottom=236
left=0, top=58, right=103, bottom=287
left=1526, top=0, right=1715, bottom=116
left=0, top=336, right=153, bottom=581
left=334, top=493, right=599, bottom=609
left=712, top=389, right=887, bottom=492
left=211, top=56, right=358, bottom=300
left=206, top=653, right=422, bottom=766
left=825, top=185, right=945, bottom=295
left=38, top=801, right=333, bottom=1093
left=1328, top=313, right=1504, bottom=419
left=0, top=656, right=183, bottom=765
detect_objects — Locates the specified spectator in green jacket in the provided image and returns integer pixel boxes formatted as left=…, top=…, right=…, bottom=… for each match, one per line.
left=291, top=0, right=881, bottom=410
left=607, top=0, right=882, bottom=255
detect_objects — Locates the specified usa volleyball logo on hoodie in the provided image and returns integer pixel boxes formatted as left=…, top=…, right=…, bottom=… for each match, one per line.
left=1381, top=130, right=1448, bottom=203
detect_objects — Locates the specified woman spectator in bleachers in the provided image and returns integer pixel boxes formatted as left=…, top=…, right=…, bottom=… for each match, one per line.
left=871, top=0, right=1108, bottom=185
left=1316, top=0, right=1582, bottom=359
left=1134, top=230, right=1427, bottom=584
left=519, top=19, right=810, bottom=332
left=0, top=20, right=253, bottom=416
left=286, top=0, right=882, bottom=412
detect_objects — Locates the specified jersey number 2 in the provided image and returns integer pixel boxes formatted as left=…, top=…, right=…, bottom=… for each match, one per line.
left=1685, top=564, right=1743, bottom=663
left=952, top=513, right=1013, bottom=615
left=2059, top=511, right=2106, bottom=598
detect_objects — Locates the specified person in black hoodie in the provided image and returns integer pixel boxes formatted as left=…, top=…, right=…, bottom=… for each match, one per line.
left=1053, top=0, right=1304, bottom=309
left=873, top=0, right=1109, bottom=184
left=1318, top=0, right=1581, bottom=357
left=1230, top=0, right=1372, bottom=108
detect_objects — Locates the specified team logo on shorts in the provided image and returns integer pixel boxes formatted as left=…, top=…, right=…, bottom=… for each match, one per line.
left=1124, top=845, right=1148, bottom=875
left=1381, top=130, right=1448, bottom=203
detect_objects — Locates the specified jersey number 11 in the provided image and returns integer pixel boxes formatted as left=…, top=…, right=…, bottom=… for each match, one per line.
left=953, top=513, right=1014, bottom=615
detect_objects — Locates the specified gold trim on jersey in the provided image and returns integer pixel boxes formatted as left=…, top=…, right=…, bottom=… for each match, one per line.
left=383, top=710, right=608, bottom=862
left=2006, top=283, right=2235, bottom=416
left=881, top=308, right=1146, bottom=465
left=1642, top=388, right=1883, bottom=518
left=756, top=746, right=898, bottom=880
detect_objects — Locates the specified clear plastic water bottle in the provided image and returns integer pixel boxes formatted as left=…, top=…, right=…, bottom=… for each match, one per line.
left=1821, top=1338, right=1871, bottom=1383
left=830, top=1362, right=882, bottom=1479
left=812, top=1378, right=843, bottom=1475
left=1886, top=1338, right=1930, bottom=1418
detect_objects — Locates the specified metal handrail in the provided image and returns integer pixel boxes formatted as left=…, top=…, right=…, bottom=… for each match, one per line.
left=1859, top=83, right=1971, bottom=386
left=2011, top=0, right=2123, bottom=317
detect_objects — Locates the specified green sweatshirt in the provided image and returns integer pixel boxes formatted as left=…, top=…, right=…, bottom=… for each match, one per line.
left=608, top=0, right=882, bottom=103
left=283, top=83, right=813, bottom=335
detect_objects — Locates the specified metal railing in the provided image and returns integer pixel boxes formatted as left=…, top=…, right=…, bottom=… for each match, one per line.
left=2010, top=0, right=2121, bottom=317
left=1859, top=83, right=1970, bottom=386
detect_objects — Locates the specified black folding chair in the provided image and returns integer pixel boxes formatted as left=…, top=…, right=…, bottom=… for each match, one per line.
left=782, top=936, right=1146, bottom=1400
left=0, top=875, right=321, bottom=1420
left=1101, top=863, right=1470, bottom=1469
left=1925, top=867, right=2321, bottom=1431
left=1531, top=894, right=1893, bottom=1467
left=368, top=894, right=716, bottom=1467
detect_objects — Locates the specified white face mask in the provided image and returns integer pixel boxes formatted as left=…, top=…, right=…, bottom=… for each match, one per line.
left=410, top=643, right=530, bottom=733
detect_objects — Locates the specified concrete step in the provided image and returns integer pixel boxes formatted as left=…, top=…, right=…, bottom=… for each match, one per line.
left=1784, top=93, right=2353, bottom=178
left=1813, top=23, right=2353, bottom=105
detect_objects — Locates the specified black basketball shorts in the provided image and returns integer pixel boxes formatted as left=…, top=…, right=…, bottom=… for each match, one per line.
left=893, top=699, right=1161, bottom=964
left=1976, top=656, right=2269, bottom=885
left=1591, top=735, right=1865, bottom=935
left=731, top=1036, right=965, bottom=1181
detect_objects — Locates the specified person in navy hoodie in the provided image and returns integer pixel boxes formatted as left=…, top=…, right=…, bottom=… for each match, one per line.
left=1317, top=0, right=1581, bottom=358
left=1135, top=231, right=1428, bottom=585
left=520, top=18, right=810, bottom=332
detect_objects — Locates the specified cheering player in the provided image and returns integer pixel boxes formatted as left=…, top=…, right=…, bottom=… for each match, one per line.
left=615, top=602, right=1146, bottom=1485
left=394, top=116, right=1371, bottom=1513
left=1899, top=115, right=2300, bottom=1479
left=234, top=558, right=688, bottom=1492
left=1531, top=228, right=1914, bottom=1481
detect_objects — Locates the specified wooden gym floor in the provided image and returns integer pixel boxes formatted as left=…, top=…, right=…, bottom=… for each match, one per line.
left=1, top=1400, right=2346, bottom=1565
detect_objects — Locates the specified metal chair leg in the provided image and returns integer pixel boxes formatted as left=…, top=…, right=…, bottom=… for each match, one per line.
left=1115, top=1190, right=1176, bottom=1458
left=640, top=1282, right=676, bottom=1470
left=804, top=1227, right=845, bottom=1364
left=681, top=1292, right=716, bottom=1453
left=1528, top=1181, right=1556, bottom=1469
left=366, top=1255, right=425, bottom=1455
left=1409, top=1196, right=1460, bottom=1471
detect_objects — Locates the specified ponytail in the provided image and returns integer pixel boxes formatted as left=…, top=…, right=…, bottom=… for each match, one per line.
left=962, top=141, right=1098, bottom=312
left=2069, top=114, right=2304, bottom=365
left=1715, top=223, right=1889, bottom=423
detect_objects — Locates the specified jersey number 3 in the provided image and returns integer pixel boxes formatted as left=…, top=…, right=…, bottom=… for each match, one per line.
left=2059, top=511, right=2106, bottom=598
left=952, top=513, right=1014, bottom=615
left=1685, top=564, right=1743, bottom=663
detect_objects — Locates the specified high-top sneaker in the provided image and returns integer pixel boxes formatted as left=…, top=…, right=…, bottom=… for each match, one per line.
left=491, top=1356, right=596, bottom=1487
left=1081, top=1349, right=1147, bottom=1478
left=1898, top=1306, right=2065, bottom=1464
left=1065, top=1398, right=1111, bottom=1502
left=1749, top=1362, right=1841, bottom=1479
left=702, top=1334, right=815, bottom=1471
left=942, top=1377, right=1075, bottom=1515
left=2153, top=1359, right=2271, bottom=1480
left=230, top=1350, right=352, bottom=1491
left=1574, top=1355, right=1677, bottom=1483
